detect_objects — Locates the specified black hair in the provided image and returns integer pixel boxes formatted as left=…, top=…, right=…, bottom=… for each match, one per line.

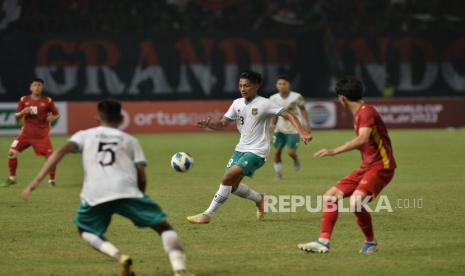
left=97, top=99, right=122, bottom=123
left=31, top=78, right=44, bottom=84
left=276, top=74, right=290, bottom=83
left=239, top=71, right=262, bottom=85
left=335, top=76, right=364, bottom=101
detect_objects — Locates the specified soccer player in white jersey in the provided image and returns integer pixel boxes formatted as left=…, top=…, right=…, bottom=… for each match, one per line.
left=21, top=100, right=188, bottom=276
left=187, top=71, right=312, bottom=224
left=269, top=75, right=312, bottom=179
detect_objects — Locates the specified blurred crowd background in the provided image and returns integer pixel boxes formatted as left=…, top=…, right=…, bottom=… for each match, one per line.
left=3, top=0, right=464, bottom=35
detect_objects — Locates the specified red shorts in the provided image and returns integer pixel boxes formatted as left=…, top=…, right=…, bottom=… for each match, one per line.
left=10, top=136, right=53, bottom=156
left=335, top=167, right=395, bottom=198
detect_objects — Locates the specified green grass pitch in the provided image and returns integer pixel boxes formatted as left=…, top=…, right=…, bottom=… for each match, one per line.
left=1, top=129, right=465, bottom=275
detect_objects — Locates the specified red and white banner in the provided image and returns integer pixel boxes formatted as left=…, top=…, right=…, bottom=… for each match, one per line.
left=67, top=101, right=235, bottom=133
left=336, top=98, right=465, bottom=129
left=2, top=98, right=463, bottom=136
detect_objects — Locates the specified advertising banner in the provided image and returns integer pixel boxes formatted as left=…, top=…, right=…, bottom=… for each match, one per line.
left=67, top=98, right=465, bottom=134
left=336, top=98, right=465, bottom=129
left=305, top=101, right=336, bottom=128
left=67, top=100, right=235, bottom=133
left=1, top=33, right=465, bottom=101
left=0, top=102, right=68, bottom=136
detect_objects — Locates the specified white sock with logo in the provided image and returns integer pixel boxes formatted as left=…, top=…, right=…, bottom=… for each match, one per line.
left=204, top=184, right=232, bottom=217
left=161, top=230, right=186, bottom=273
left=233, top=183, right=262, bottom=203
left=273, top=162, right=282, bottom=173
left=81, top=232, right=121, bottom=260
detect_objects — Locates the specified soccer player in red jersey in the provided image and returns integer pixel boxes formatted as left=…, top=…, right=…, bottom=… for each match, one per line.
left=298, top=76, right=396, bottom=254
left=1, top=78, right=60, bottom=187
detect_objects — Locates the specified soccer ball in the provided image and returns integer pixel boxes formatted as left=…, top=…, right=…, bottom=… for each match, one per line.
left=171, top=152, right=194, bottom=172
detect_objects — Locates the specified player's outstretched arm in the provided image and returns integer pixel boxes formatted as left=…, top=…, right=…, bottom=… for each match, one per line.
left=314, top=127, right=372, bottom=158
left=15, top=107, right=31, bottom=120
left=197, top=116, right=231, bottom=131
left=21, top=142, right=77, bottom=202
left=47, top=113, right=60, bottom=122
left=136, top=164, right=147, bottom=192
left=270, top=116, right=278, bottom=132
left=280, top=111, right=312, bottom=144
left=299, top=105, right=312, bottom=133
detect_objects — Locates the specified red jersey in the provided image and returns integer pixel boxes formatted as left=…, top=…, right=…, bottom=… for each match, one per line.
left=354, top=104, right=396, bottom=170
left=16, top=95, right=59, bottom=139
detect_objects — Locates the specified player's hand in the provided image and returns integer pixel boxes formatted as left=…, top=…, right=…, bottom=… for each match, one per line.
left=313, top=148, right=336, bottom=158
left=21, top=185, right=35, bottom=202
left=299, top=132, right=312, bottom=145
left=270, top=124, right=276, bottom=132
left=46, top=113, right=55, bottom=122
left=22, top=107, right=32, bottom=115
left=197, top=117, right=211, bottom=128
left=305, top=124, right=312, bottom=133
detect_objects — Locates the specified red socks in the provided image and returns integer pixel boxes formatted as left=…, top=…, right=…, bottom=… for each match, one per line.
left=49, top=165, right=56, bottom=181
left=320, top=200, right=339, bottom=240
left=8, top=157, right=17, bottom=177
left=355, top=207, right=375, bottom=242
left=320, top=200, right=375, bottom=242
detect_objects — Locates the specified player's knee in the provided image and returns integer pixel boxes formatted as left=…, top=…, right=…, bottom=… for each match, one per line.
left=222, top=167, right=241, bottom=185
left=8, top=150, right=18, bottom=158
left=322, top=194, right=337, bottom=204
left=152, top=222, right=173, bottom=235
left=222, top=172, right=236, bottom=185
left=349, top=194, right=364, bottom=212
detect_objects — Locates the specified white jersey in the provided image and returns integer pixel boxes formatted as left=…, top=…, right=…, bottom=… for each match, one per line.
left=69, top=126, right=146, bottom=206
left=224, top=96, right=285, bottom=158
left=269, top=91, right=305, bottom=134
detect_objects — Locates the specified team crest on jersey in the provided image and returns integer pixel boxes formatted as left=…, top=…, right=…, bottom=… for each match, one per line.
left=251, top=108, right=258, bottom=115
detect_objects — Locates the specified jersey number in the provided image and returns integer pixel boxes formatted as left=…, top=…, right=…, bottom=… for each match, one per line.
left=30, top=106, right=38, bottom=115
left=239, top=116, right=245, bottom=125
left=98, top=142, right=118, bottom=166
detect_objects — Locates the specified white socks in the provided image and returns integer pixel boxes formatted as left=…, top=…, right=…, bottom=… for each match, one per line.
left=233, top=183, right=262, bottom=203
left=204, top=184, right=232, bottom=217
left=82, top=230, right=187, bottom=274
left=318, top=238, right=330, bottom=245
left=81, top=232, right=120, bottom=259
left=161, top=230, right=186, bottom=273
left=273, top=162, right=282, bottom=174
left=204, top=183, right=263, bottom=216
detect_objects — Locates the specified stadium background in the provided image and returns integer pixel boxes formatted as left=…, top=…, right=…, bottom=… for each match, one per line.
left=1, top=1, right=465, bottom=275
left=1, top=0, right=465, bottom=133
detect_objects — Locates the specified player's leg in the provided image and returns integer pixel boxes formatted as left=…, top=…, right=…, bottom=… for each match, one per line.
left=32, top=137, right=56, bottom=187
left=116, top=195, right=187, bottom=274
left=188, top=165, right=243, bottom=223
left=2, top=139, right=28, bottom=187
left=273, top=132, right=285, bottom=179
left=349, top=190, right=377, bottom=254
left=229, top=152, right=267, bottom=219
left=152, top=223, right=187, bottom=275
left=74, top=201, right=133, bottom=276
left=298, top=169, right=363, bottom=253
left=298, top=186, right=344, bottom=253
left=188, top=151, right=265, bottom=223
left=45, top=154, right=56, bottom=187
left=4, top=149, right=18, bottom=186
left=286, top=134, right=301, bottom=172
left=352, top=168, right=395, bottom=254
